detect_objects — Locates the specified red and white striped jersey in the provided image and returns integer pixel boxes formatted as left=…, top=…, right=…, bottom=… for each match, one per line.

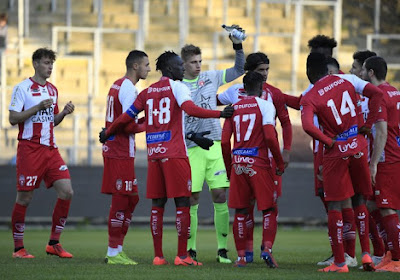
left=103, top=77, right=138, bottom=159
left=9, top=78, right=59, bottom=147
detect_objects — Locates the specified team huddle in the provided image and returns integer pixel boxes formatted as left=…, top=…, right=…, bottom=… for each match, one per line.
left=8, top=27, right=400, bottom=273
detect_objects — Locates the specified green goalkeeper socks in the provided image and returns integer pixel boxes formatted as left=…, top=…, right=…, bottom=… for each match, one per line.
left=187, top=204, right=199, bottom=251
left=214, top=202, right=229, bottom=249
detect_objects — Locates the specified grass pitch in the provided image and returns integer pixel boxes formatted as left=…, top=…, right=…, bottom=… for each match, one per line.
left=0, top=227, right=395, bottom=279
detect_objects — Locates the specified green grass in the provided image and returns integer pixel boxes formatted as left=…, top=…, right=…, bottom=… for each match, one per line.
left=0, top=227, right=395, bottom=279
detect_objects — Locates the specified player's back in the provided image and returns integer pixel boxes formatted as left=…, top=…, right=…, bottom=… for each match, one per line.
left=231, top=96, right=275, bottom=168
left=306, top=75, right=367, bottom=157
left=379, top=82, right=400, bottom=163
left=141, top=78, right=189, bottom=159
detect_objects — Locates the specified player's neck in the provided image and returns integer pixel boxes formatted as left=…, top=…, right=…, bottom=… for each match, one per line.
left=31, top=75, right=47, bottom=86
left=371, top=77, right=385, bottom=87
left=183, top=73, right=198, bottom=81
left=125, top=73, right=139, bottom=85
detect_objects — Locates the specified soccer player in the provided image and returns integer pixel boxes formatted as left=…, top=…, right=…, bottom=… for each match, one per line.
left=300, top=52, right=383, bottom=272
left=361, top=56, right=400, bottom=272
left=99, top=51, right=234, bottom=266
left=181, top=26, right=245, bottom=263
left=350, top=50, right=387, bottom=267
left=221, top=71, right=284, bottom=268
left=101, top=50, right=150, bottom=265
left=218, top=52, right=292, bottom=262
left=9, top=48, right=75, bottom=258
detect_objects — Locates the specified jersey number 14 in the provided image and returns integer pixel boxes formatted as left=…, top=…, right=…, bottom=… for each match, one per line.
left=327, top=90, right=356, bottom=125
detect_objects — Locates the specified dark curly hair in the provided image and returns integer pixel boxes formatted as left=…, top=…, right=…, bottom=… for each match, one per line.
left=156, top=51, right=178, bottom=72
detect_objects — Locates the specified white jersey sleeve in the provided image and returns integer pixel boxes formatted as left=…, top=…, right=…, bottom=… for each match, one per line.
left=119, top=79, right=138, bottom=112
left=336, top=74, right=368, bottom=94
left=217, top=84, right=242, bottom=105
left=171, top=80, right=192, bottom=106
left=9, top=85, right=26, bottom=112
left=256, top=97, right=276, bottom=126
left=302, top=83, right=314, bottom=96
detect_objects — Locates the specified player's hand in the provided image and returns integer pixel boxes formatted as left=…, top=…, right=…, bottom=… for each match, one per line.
left=99, top=127, right=109, bottom=144
left=317, top=187, right=324, bottom=199
left=186, top=131, right=214, bottom=150
left=359, top=126, right=371, bottom=136
left=282, top=149, right=290, bottom=169
left=62, top=101, right=75, bottom=115
left=220, top=105, right=234, bottom=118
left=228, top=24, right=245, bottom=44
left=326, top=138, right=336, bottom=149
left=38, top=98, right=53, bottom=110
left=369, top=163, right=377, bottom=186
left=276, top=167, right=284, bottom=176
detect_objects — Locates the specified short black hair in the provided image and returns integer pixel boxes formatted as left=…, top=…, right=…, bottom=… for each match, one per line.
left=243, top=71, right=264, bottom=95
left=32, top=48, right=56, bottom=62
left=156, top=51, right=178, bottom=72
left=353, top=50, right=377, bottom=65
left=364, top=56, right=387, bottom=81
left=125, top=50, right=148, bottom=69
left=244, top=52, right=270, bottom=71
left=181, top=44, right=201, bottom=62
left=326, top=56, right=340, bottom=70
left=307, top=52, right=328, bottom=83
left=308, top=35, right=337, bottom=49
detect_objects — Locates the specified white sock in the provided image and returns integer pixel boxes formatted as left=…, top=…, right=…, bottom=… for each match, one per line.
left=118, top=245, right=123, bottom=253
left=107, top=247, right=119, bottom=257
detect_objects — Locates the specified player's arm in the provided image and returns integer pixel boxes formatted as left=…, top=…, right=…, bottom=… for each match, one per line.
left=263, top=125, right=284, bottom=175
left=221, top=119, right=233, bottom=179
left=361, top=83, right=384, bottom=131
left=217, top=84, right=240, bottom=106
left=181, top=100, right=233, bottom=118
left=370, top=120, right=387, bottom=186
left=275, top=93, right=292, bottom=168
left=9, top=97, right=53, bottom=125
left=123, top=117, right=145, bottom=134
left=54, top=101, right=75, bottom=126
left=301, top=104, right=335, bottom=147
left=223, top=31, right=245, bottom=83
left=283, top=93, right=302, bottom=110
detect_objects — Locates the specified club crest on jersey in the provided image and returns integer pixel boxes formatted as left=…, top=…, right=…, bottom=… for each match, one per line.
left=59, top=218, right=67, bottom=226
left=116, top=179, right=123, bottom=190
left=116, top=211, right=124, bottom=220
left=31, top=84, right=41, bottom=96
left=15, top=223, right=25, bottom=232
left=187, top=179, right=192, bottom=192
left=19, top=175, right=25, bottom=186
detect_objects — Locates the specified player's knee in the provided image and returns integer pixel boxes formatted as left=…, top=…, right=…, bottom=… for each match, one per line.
left=211, top=189, right=226, bottom=203
left=60, top=187, right=74, bottom=200
left=16, top=192, right=33, bottom=206
left=190, top=192, right=200, bottom=205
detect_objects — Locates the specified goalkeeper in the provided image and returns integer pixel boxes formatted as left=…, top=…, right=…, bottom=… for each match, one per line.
left=181, top=25, right=245, bottom=264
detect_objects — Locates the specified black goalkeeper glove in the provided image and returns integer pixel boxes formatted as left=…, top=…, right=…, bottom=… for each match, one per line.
left=99, top=127, right=109, bottom=144
left=186, top=131, right=214, bottom=150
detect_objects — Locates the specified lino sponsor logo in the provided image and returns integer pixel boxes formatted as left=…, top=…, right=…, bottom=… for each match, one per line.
left=338, top=138, right=358, bottom=153
left=146, top=131, right=171, bottom=144
left=148, top=144, right=167, bottom=156
left=233, top=155, right=255, bottom=164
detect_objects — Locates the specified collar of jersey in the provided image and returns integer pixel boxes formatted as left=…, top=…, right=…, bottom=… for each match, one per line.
left=183, top=77, right=199, bottom=83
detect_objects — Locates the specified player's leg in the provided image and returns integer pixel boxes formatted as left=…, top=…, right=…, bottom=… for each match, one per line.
left=245, top=201, right=255, bottom=262
left=120, top=195, right=139, bottom=253
left=232, top=208, right=248, bottom=267
left=12, top=191, right=34, bottom=258
left=187, top=146, right=206, bottom=258
left=341, top=204, right=357, bottom=267
left=378, top=208, right=400, bottom=272
left=206, top=142, right=230, bottom=263
left=147, top=159, right=168, bottom=265
left=366, top=200, right=385, bottom=266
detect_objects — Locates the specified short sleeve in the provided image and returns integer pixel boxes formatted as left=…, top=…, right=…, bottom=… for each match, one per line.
left=119, top=79, right=138, bottom=112
left=171, top=80, right=192, bottom=106
left=338, top=74, right=368, bottom=94
left=218, top=84, right=242, bottom=105
left=257, top=98, right=276, bottom=126
left=9, top=85, right=25, bottom=112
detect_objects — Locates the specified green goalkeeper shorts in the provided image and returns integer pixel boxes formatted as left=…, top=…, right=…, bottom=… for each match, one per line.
left=188, top=141, right=229, bottom=193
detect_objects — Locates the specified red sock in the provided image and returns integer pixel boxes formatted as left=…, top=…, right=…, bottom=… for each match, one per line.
left=108, top=194, right=129, bottom=248
left=120, top=195, right=139, bottom=247
left=262, top=208, right=278, bottom=250
left=382, top=213, right=400, bottom=260
left=50, top=198, right=71, bottom=241
left=233, top=213, right=247, bottom=257
left=328, top=210, right=345, bottom=264
left=370, top=209, right=388, bottom=251
left=12, top=203, right=27, bottom=249
left=245, top=204, right=254, bottom=252
left=369, top=214, right=385, bottom=256
left=353, top=205, right=370, bottom=254
left=176, top=207, right=190, bottom=257
left=342, top=208, right=356, bottom=258
left=151, top=207, right=164, bottom=258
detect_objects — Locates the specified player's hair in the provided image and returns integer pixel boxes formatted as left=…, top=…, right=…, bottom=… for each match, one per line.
left=364, top=56, right=387, bottom=81
left=308, top=35, right=337, bottom=50
left=243, top=71, right=264, bottom=95
left=307, top=52, right=328, bottom=83
left=244, top=52, right=270, bottom=71
left=0, top=13, right=7, bottom=22
left=353, top=50, right=377, bottom=65
left=180, top=44, right=201, bottom=62
left=156, top=51, right=178, bottom=72
left=326, top=56, right=340, bottom=71
left=32, top=48, right=56, bottom=62
left=125, top=50, right=148, bottom=69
